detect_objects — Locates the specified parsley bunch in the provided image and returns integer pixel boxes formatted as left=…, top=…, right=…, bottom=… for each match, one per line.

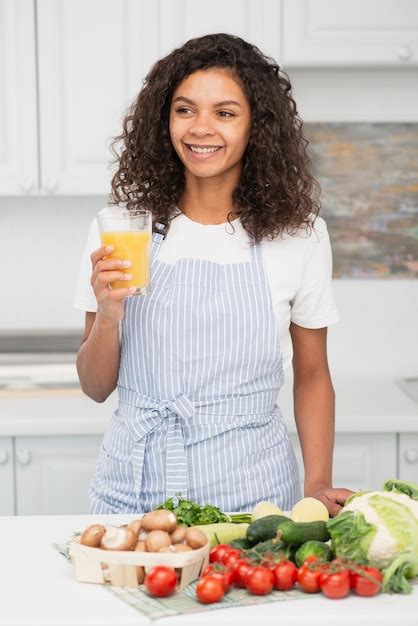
left=156, top=494, right=251, bottom=526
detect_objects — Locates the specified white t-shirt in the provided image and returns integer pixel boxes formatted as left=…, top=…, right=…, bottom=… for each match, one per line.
left=73, top=210, right=339, bottom=375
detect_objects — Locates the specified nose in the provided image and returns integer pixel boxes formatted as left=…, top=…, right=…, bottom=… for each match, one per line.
left=188, top=112, right=216, bottom=137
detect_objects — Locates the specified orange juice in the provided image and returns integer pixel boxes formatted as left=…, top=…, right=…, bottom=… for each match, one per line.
left=100, top=230, right=151, bottom=291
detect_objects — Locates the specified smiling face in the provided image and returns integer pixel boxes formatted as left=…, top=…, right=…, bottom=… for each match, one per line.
left=169, top=68, right=251, bottom=182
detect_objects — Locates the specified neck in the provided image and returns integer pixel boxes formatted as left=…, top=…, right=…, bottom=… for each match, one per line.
left=178, top=166, right=241, bottom=225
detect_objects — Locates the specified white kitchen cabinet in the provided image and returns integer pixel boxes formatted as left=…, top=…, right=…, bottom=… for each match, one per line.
left=35, top=0, right=282, bottom=195
left=283, top=0, right=418, bottom=66
left=290, top=433, right=397, bottom=493
left=0, top=437, right=14, bottom=515
left=398, top=433, right=418, bottom=482
left=14, top=435, right=102, bottom=515
left=0, top=0, right=38, bottom=195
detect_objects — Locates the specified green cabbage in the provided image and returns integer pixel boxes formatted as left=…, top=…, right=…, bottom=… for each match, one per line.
left=327, top=479, right=418, bottom=593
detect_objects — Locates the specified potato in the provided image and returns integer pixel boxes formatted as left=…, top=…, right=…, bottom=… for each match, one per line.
left=141, top=509, right=177, bottom=532
left=145, top=530, right=172, bottom=552
left=184, top=527, right=208, bottom=549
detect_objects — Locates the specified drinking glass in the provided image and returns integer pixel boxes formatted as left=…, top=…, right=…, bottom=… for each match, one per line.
left=97, top=207, right=152, bottom=296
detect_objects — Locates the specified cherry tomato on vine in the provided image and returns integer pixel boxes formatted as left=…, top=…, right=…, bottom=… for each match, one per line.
left=209, top=544, right=232, bottom=564
left=245, top=566, right=275, bottom=595
left=196, top=575, right=225, bottom=604
left=222, top=548, right=242, bottom=568
left=232, top=560, right=255, bottom=588
left=273, top=560, right=298, bottom=591
left=297, top=564, right=322, bottom=593
left=352, top=567, right=383, bottom=597
left=320, top=569, right=350, bottom=599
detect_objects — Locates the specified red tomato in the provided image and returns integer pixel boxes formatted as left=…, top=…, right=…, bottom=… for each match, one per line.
left=352, top=567, right=383, bottom=597
left=209, top=544, right=232, bottom=564
left=273, top=560, right=298, bottom=591
left=245, top=566, right=275, bottom=595
left=196, top=575, right=225, bottom=604
left=201, top=564, right=234, bottom=592
left=232, top=560, right=255, bottom=588
left=222, top=548, right=242, bottom=568
left=320, top=569, right=350, bottom=599
left=297, top=565, right=322, bottom=593
left=144, top=566, right=177, bottom=597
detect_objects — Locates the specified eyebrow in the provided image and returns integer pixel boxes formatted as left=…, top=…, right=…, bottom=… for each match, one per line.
left=173, top=96, right=242, bottom=108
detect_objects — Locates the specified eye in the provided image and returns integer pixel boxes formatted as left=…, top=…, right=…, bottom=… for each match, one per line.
left=218, top=111, right=234, bottom=118
left=176, top=107, right=192, bottom=114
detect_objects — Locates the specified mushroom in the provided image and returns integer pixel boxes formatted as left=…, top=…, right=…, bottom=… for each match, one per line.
left=126, top=518, right=142, bottom=537
left=134, top=540, right=147, bottom=552
left=184, top=528, right=208, bottom=549
left=141, top=510, right=177, bottom=532
left=80, top=524, right=106, bottom=548
left=171, top=543, right=193, bottom=552
left=100, top=526, right=137, bottom=551
left=170, top=526, right=187, bottom=544
left=145, top=530, right=172, bottom=552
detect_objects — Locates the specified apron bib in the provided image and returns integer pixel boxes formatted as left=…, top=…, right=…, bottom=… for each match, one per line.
left=89, top=222, right=301, bottom=513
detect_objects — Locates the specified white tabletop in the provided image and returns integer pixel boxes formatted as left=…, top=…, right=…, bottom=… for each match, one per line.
left=1, top=513, right=417, bottom=626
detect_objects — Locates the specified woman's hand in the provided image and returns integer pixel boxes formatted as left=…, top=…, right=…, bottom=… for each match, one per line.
left=90, top=244, right=136, bottom=324
left=304, top=485, right=355, bottom=518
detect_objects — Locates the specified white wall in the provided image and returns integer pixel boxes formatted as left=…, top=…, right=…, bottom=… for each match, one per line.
left=2, top=68, right=418, bottom=378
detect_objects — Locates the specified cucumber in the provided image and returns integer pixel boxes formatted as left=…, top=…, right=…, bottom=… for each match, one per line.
left=229, top=537, right=253, bottom=550
left=277, top=520, right=330, bottom=545
left=295, top=540, right=333, bottom=567
left=246, top=514, right=290, bottom=544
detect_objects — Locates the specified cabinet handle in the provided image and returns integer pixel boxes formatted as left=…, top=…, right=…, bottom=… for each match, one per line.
left=16, top=449, right=32, bottom=465
left=397, top=45, right=412, bottom=61
left=0, top=449, right=9, bottom=464
left=43, top=178, right=58, bottom=193
left=20, top=179, right=36, bottom=193
left=404, top=448, right=418, bottom=463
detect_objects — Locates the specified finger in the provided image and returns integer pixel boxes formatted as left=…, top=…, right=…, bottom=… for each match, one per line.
left=328, top=502, right=343, bottom=517
left=97, top=285, right=136, bottom=303
left=90, top=244, right=115, bottom=268
left=91, top=263, right=131, bottom=288
left=95, top=271, right=133, bottom=286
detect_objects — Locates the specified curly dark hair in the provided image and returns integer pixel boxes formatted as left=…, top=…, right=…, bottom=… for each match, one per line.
left=109, top=33, right=320, bottom=242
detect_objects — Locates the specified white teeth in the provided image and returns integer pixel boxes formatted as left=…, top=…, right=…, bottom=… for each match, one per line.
left=189, top=146, right=221, bottom=154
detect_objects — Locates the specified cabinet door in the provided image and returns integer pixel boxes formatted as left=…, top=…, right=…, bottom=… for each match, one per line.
left=399, top=433, right=418, bottom=482
left=15, top=435, right=102, bottom=515
left=283, top=0, right=418, bottom=66
left=36, top=0, right=282, bottom=195
left=0, top=0, right=38, bottom=195
left=290, top=433, right=397, bottom=494
left=0, top=437, right=14, bottom=515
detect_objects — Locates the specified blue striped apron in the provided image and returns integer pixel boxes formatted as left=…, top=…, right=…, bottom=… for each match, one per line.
left=89, top=222, right=301, bottom=514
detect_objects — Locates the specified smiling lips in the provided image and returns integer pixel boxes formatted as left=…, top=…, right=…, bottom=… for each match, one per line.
left=184, top=143, right=224, bottom=158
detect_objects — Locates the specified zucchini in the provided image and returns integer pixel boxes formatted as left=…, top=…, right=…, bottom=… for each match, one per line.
left=277, top=520, right=330, bottom=545
left=246, top=514, right=290, bottom=544
left=295, top=540, right=333, bottom=567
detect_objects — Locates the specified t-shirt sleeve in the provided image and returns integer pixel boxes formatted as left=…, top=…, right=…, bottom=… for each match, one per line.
left=72, top=218, right=101, bottom=312
left=290, top=217, right=340, bottom=328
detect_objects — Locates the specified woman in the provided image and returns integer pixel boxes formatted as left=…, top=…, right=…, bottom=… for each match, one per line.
left=74, top=33, right=354, bottom=516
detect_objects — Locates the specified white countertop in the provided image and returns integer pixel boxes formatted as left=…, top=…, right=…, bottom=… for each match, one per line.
left=1, top=512, right=417, bottom=626
left=0, top=376, right=416, bottom=437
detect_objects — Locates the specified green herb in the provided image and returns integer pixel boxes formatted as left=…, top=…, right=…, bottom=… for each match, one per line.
left=155, top=493, right=251, bottom=526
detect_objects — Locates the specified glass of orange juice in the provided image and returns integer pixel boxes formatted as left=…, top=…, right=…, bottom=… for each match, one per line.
left=97, top=207, right=152, bottom=296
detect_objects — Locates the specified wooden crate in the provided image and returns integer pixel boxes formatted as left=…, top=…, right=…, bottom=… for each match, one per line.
left=69, top=535, right=210, bottom=590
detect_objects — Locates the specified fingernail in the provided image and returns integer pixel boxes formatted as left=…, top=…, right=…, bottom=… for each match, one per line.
left=106, top=245, right=114, bottom=252
left=122, top=260, right=131, bottom=267
left=124, top=273, right=132, bottom=280
left=129, top=286, right=137, bottom=292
